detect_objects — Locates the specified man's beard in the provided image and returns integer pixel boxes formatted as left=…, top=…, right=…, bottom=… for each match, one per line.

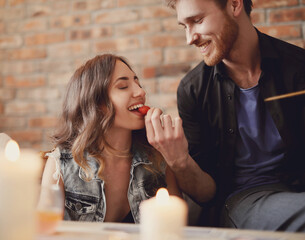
left=203, top=13, right=238, bottom=66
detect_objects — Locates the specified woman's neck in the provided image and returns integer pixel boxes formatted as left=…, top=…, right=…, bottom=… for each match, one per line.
left=103, top=127, right=132, bottom=161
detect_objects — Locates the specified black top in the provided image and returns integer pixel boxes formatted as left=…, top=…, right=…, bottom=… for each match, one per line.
left=122, top=211, right=134, bottom=223
left=177, top=29, right=305, bottom=225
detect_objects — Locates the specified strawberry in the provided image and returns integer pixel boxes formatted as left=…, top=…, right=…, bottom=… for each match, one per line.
left=138, top=106, right=150, bottom=116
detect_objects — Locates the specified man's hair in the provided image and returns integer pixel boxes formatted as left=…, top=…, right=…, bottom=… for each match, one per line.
left=165, top=0, right=253, bottom=16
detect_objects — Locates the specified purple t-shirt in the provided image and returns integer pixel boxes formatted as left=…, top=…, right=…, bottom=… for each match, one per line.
left=233, top=84, right=284, bottom=194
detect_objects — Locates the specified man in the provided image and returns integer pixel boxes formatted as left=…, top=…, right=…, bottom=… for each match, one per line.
left=145, top=0, right=305, bottom=232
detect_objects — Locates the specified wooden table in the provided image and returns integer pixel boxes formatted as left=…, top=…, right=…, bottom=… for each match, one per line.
left=36, top=221, right=305, bottom=240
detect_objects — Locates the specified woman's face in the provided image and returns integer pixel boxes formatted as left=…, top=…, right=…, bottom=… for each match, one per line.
left=108, top=60, right=146, bottom=131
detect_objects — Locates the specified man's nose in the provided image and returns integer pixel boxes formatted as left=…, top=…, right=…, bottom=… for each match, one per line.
left=186, top=29, right=199, bottom=45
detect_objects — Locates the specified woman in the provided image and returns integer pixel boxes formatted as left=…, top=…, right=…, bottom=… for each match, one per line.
left=39, top=54, right=181, bottom=223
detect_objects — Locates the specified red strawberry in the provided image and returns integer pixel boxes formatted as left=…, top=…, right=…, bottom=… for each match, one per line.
left=138, top=106, right=150, bottom=116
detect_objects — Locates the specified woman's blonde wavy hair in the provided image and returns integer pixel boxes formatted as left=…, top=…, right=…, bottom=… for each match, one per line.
left=49, top=54, right=163, bottom=180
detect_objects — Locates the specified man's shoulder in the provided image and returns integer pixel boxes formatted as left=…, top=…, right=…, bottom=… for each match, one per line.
left=264, top=33, right=305, bottom=63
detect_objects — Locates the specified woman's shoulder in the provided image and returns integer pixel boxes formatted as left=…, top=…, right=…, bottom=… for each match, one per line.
left=46, top=147, right=74, bottom=161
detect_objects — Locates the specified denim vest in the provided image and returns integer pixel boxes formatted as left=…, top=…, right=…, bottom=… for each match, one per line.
left=47, top=146, right=166, bottom=223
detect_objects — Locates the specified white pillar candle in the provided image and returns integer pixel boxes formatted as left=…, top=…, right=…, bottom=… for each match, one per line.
left=140, top=188, right=188, bottom=240
left=0, top=140, right=42, bottom=240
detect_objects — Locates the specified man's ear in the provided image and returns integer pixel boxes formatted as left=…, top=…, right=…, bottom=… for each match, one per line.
left=230, top=0, right=243, bottom=17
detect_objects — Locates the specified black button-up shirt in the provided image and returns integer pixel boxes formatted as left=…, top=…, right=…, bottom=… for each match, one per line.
left=177, top=30, right=305, bottom=222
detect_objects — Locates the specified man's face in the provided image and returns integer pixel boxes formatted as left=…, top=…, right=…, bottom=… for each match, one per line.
left=176, top=0, right=238, bottom=66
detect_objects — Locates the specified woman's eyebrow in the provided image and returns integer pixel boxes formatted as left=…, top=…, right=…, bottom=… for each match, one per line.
left=115, top=76, right=129, bottom=82
left=115, top=75, right=138, bottom=83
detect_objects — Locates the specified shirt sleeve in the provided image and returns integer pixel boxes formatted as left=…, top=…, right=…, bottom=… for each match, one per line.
left=177, top=81, right=217, bottom=179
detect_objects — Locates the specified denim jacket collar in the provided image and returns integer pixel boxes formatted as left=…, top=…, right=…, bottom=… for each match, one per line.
left=78, top=145, right=151, bottom=182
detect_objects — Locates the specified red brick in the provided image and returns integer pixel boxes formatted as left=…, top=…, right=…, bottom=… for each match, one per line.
left=48, top=42, right=90, bottom=58
left=9, top=0, right=24, bottom=6
left=0, top=117, right=26, bottom=128
left=141, top=6, right=174, bottom=19
left=0, top=50, right=4, bottom=61
left=7, top=48, right=46, bottom=60
left=17, top=88, right=60, bottom=100
left=0, top=21, right=4, bottom=34
left=100, top=0, right=116, bottom=8
left=158, top=76, right=181, bottom=93
left=70, top=29, right=92, bottom=40
left=165, top=107, right=179, bottom=118
left=5, top=102, right=46, bottom=115
left=116, top=20, right=162, bottom=36
left=251, top=10, right=265, bottom=24
left=143, top=63, right=191, bottom=79
left=160, top=63, right=190, bottom=77
left=269, top=7, right=305, bottom=23
left=5, top=75, right=46, bottom=88
left=49, top=14, right=90, bottom=28
left=0, top=62, right=40, bottom=75
left=47, top=100, right=64, bottom=114
left=143, top=34, right=185, bottom=48
left=253, top=0, right=298, bottom=8
left=92, top=26, right=114, bottom=38
left=73, top=0, right=115, bottom=11
left=148, top=93, right=177, bottom=109
left=0, top=0, right=5, bottom=7
left=25, top=32, right=65, bottom=46
left=164, top=47, right=202, bottom=64
left=7, top=19, right=47, bottom=34
left=49, top=1, right=71, bottom=15
left=0, top=36, right=22, bottom=49
left=124, top=49, right=162, bottom=65
left=118, top=0, right=161, bottom=7
left=0, top=102, right=3, bottom=114
left=141, top=79, right=157, bottom=94
left=0, top=89, right=15, bottom=100
left=143, top=67, right=156, bottom=78
left=257, top=24, right=301, bottom=39
left=95, top=9, right=139, bottom=24
left=0, top=7, right=24, bottom=20
left=48, top=72, right=72, bottom=86
left=162, top=17, right=182, bottom=32
left=7, top=130, right=43, bottom=142
left=27, top=5, right=51, bottom=17
left=28, top=116, right=58, bottom=128
left=26, top=0, right=48, bottom=3
left=39, top=59, right=72, bottom=73
left=94, top=37, right=140, bottom=52
left=70, top=26, right=113, bottom=40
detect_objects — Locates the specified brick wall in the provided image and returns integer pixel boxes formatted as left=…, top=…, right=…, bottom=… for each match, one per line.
left=0, top=0, right=304, bottom=150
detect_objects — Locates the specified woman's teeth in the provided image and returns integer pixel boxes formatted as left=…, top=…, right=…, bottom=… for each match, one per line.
left=128, top=104, right=144, bottom=111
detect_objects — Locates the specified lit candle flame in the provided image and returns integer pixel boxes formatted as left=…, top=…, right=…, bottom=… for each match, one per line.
left=5, top=140, right=20, bottom=162
left=156, top=188, right=169, bottom=204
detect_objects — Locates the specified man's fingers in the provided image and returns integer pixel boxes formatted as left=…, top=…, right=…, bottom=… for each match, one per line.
left=150, top=108, right=164, bottom=141
left=145, top=107, right=156, bottom=144
left=163, top=114, right=173, bottom=138
left=174, top=117, right=184, bottom=138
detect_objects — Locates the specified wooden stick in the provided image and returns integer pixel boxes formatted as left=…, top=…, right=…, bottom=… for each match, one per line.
left=264, top=89, right=305, bottom=102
